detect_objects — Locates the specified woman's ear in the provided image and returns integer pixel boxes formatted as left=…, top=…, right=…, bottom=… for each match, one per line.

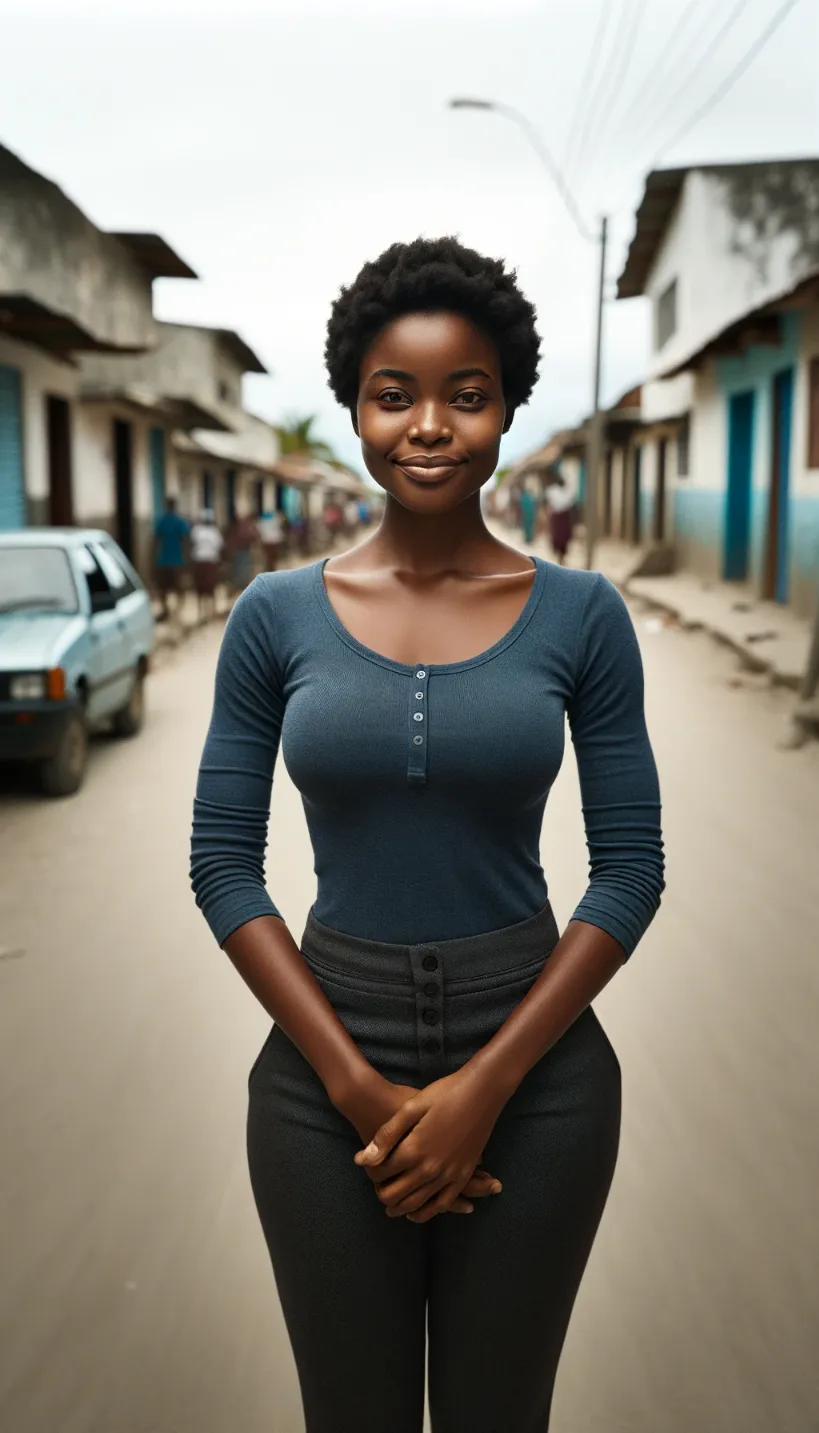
left=351, top=407, right=360, bottom=438
left=502, top=406, right=515, bottom=435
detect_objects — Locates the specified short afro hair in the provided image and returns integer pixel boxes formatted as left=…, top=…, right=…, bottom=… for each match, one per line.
left=324, top=236, right=540, bottom=416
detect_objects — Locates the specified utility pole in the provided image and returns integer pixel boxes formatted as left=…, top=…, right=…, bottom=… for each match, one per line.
left=584, top=214, right=608, bottom=572
left=448, top=98, right=607, bottom=571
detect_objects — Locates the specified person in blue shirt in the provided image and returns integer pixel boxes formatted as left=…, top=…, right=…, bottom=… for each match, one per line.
left=153, top=496, right=190, bottom=620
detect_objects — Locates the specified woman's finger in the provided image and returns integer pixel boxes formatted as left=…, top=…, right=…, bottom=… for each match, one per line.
left=385, top=1175, right=449, bottom=1219
left=354, top=1099, right=424, bottom=1169
left=406, top=1184, right=469, bottom=1224
left=462, top=1169, right=503, bottom=1198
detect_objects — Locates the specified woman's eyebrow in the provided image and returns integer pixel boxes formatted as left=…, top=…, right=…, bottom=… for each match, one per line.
left=369, top=367, right=415, bottom=382
left=448, top=367, right=492, bottom=381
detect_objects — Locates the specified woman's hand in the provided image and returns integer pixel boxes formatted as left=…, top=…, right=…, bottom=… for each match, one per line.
left=353, top=1063, right=508, bottom=1223
left=338, top=1068, right=501, bottom=1216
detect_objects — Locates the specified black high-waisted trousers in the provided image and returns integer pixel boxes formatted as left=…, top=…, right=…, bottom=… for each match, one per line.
left=247, top=903, right=621, bottom=1433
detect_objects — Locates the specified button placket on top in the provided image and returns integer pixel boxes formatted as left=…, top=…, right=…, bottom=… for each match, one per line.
left=409, top=943, right=444, bottom=1076
left=406, top=667, right=428, bottom=786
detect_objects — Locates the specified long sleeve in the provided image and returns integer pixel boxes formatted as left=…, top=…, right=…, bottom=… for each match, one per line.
left=190, top=579, right=284, bottom=945
left=567, top=573, right=665, bottom=957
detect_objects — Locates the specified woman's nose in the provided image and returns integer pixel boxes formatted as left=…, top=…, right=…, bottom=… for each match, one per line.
left=407, top=400, right=452, bottom=445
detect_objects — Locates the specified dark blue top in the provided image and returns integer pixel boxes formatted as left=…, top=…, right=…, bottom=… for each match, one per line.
left=154, top=512, right=190, bottom=568
left=190, top=557, right=664, bottom=956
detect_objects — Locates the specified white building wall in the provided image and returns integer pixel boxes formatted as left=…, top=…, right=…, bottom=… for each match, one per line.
left=646, top=169, right=813, bottom=381
left=796, top=305, right=819, bottom=490
left=0, top=335, right=77, bottom=511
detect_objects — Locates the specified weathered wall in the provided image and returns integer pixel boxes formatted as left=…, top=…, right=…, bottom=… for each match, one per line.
left=0, top=334, right=77, bottom=519
left=646, top=165, right=819, bottom=381
left=80, top=324, right=245, bottom=431
left=0, top=148, right=156, bottom=352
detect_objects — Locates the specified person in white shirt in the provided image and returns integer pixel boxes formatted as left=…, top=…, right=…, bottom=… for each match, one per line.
left=257, top=510, right=285, bottom=571
left=190, top=509, right=225, bottom=620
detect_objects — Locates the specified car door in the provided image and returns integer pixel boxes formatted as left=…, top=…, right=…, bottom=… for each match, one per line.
left=74, top=545, right=131, bottom=721
left=94, top=539, right=152, bottom=665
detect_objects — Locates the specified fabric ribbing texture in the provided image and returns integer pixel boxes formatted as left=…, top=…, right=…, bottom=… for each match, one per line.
left=190, top=555, right=664, bottom=954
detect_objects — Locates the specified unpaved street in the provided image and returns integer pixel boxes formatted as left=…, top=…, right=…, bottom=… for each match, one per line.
left=1, top=592, right=818, bottom=1433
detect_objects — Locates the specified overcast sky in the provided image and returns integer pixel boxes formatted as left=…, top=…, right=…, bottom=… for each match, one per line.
left=2, top=0, right=817, bottom=473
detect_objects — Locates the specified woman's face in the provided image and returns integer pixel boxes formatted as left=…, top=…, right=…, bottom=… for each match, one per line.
left=355, top=310, right=511, bottom=514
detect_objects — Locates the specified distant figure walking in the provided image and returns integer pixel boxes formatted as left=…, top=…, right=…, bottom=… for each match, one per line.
left=546, top=477, right=577, bottom=566
left=226, top=510, right=258, bottom=595
left=258, top=510, right=285, bottom=572
left=153, top=495, right=190, bottom=621
left=190, top=509, right=224, bottom=622
left=518, top=485, right=538, bottom=545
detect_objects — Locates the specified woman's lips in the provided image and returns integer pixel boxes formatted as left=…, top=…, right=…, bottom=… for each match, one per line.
left=394, top=458, right=465, bottom=485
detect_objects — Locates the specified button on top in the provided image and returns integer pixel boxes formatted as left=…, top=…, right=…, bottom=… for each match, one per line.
left=422, top=1008, right=439, bottom=1026
left=423, top=982, right=439, bottom=998
left=413, top=712, right=424, bottom=722
left=416, top=669, right=426, bottom=679
left=413, top=734, right=424, bottom=746
left=415, top=692, right=424, bottom=700
left=422, top=953, right=439, bottom=971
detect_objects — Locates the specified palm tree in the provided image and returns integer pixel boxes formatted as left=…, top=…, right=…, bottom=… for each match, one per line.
left=275, top=414, right=337, bottom=463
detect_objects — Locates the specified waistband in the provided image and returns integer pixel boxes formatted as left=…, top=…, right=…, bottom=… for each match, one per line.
left=301, top=902, right=560, bottom=988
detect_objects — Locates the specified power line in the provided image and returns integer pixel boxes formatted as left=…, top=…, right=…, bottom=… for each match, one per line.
left=605, top=0, right=718, bottom=150
left=575, top=0, right=651, bottom=180
left=652, top=0, right=803, bottom=166
left=568, top=0, right=631, bottom=183
left=562, top=0, right=615, bottom=176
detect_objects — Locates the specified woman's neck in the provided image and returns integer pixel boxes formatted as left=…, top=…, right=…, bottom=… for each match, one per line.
left=365, top=492, right=505, bottom=578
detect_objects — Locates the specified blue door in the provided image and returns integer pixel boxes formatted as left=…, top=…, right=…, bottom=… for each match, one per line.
left=0, top=365, right=26, bottom=530
left=149, top=427, right=166, bottom=517
left=724, top=390, right=755, bottom=581
left=769, top=368, right=793, bottom=604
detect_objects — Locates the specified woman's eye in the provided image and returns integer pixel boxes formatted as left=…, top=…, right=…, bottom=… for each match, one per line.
left=453, top=390, right=486, bottom=407
left=379, top=389, right=410, bottom=406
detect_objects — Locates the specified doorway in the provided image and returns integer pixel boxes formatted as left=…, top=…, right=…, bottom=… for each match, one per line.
left=0, top=365, right=26, bottom=529
left=113, top=419, right=134, bottom=560
left=724, top=390, right=755, bottom=581
left=632, top=445, right=643, bottom=543
left=763, top=368, right=793, bottom=603
left=654, top=437, right=667, bottom=541
left=46, top=395, right=74, bottom=526
left=602, top=450, right=613, bottom=537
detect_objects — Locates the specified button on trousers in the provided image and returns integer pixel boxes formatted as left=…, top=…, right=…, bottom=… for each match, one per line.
left=247, top=903, right=621, bottom=1433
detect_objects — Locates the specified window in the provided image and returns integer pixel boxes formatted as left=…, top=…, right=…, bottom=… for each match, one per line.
left=677, top=414, right=691, bottom=477
left=0, top=546, right=79, bottom=614
left=96, top=542, right=136, bottom=597
left=655, top=279, right=678, bottom=351
left=808, top=357, right=819, bottom=470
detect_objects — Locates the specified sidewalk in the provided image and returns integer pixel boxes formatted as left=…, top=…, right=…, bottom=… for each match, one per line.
left=562, top=537, right=813, bottom=691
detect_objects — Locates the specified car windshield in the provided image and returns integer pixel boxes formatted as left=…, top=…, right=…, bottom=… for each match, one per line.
left=0, top=547, right=80, bottom=615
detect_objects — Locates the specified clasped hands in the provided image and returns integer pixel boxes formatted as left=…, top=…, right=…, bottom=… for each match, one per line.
left=343, top=1062, right=508, bottom=1223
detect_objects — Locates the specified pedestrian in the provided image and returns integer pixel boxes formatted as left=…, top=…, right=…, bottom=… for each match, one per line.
left=323, top=499, right=343, bottom=544
left=190, top=236, right=664, bottom=1433
left=153, top=494, right=190, bottom=621
left=189, top=508, right=224, bottom=622
left=344, top=497, right=360, bottom=534
left=545, top=475, right=577, bottom=566
left=226, top=506, right=258, bottom=596
left=257, top=509, right=284, bottom=572
left=518, top=480, right=538, bottom=545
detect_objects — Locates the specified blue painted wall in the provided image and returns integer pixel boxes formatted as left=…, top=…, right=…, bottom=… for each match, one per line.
left=715, top=313, right=801, bottom=593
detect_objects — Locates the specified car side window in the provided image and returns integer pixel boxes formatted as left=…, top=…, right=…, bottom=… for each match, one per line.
left=94, top=543, right=136, bottom=598
left=76, top=544, right=113, bottom=600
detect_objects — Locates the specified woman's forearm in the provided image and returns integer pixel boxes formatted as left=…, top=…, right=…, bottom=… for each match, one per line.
left=223, top=915, right=376, bottom=1109
left=467, top=920, right=625, bottom=1099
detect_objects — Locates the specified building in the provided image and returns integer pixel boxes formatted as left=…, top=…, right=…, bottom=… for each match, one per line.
left=617, top=159, right=819, bottom=617
left=81, top=321, right=269, bottom=568
left=0, top=143, right=197, bottom=548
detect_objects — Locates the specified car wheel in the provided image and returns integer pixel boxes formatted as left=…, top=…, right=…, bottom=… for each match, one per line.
left=40, top=712, right=89, bottom=797
left=112, top=670, right=145, bottom=738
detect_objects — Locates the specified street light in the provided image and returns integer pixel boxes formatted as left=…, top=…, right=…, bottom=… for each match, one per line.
left=448, top=97, right=607, bottom=571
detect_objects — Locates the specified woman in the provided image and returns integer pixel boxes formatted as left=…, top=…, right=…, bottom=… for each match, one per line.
left=189, top=508, right=224, bottom=621
left=225, top=507, right=257, bottom=594
left=518, top=480, right=538, bottom=545
left=190, top=238, right=664, bottom=1433
left=545, top=474, right=578, bottom=566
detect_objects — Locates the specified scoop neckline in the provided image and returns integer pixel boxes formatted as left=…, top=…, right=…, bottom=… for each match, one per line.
left=313, top=554, right=548, bottom=675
